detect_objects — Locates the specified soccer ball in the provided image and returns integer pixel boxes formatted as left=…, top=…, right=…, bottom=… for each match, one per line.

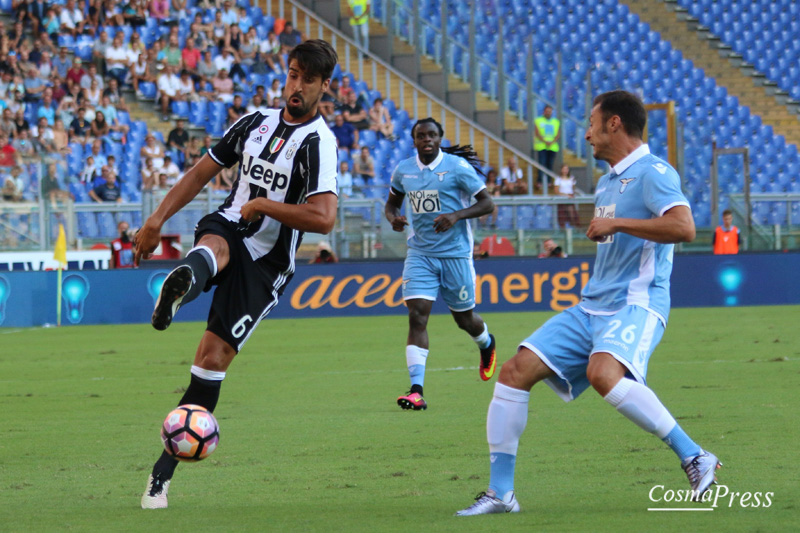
left=161, top=404, right=220, bottom=462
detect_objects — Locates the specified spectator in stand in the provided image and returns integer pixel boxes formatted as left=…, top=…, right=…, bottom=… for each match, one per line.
left=309, top=241, right=338, bottom=264
left=2, top=173, right=24, bottom=201
left=279, top=21, right=303, bottom=54
left=157, top=64, right=180, bottom=121
left=712, top=209, right=740, bottom=255
left=368, top=97, right=394, bottom=140
left=141, top=156, right=160, bottom=190
left=181, top=38, right=202, bottom=78
left=110, top=220, right=136, bottom=268
left=225, top=23, right=243, bottom=53
left=52, top=117, right=70, bottom=155
left=198, top=133, right=212, bottom=157
left=0, top=109, right=15, bottom=139
left=162, top=35, right=183, bottom=69
left=122, top=0, right=148, bottom=28
left=87, top=138, right=107, bottom=171
left=237, top=6, right=252, bottom=34
left=161, top=154, right=181, bottom=187
left=6, top=91, right=26, bottom=125
left=227, top=94, right=246, bottom=127
left=172, top=0, right=188, bottom=20
left=211, top=68, right=234, bottom=104
left=88, top=168, right=122, bottom=203
left=65, top=58, right=86, bottom=92
left=105, top=33, right=131, bottom=86
left=246, top=93, right=268, bottom=114
left=90, top=110, right=111, bottom=139
left=270, top=96, right=282, bottom=109
left=59, top=0, right=86, bottom=37
left=238, top=29, right=258, bottom=73
left=534, top=104, right=560, bottom=187
left=80, top=63, right=104, bottom=92
left=12, top=128, right=35, bottom=158
left=537, top=237, right=566, bottom=258
left=500, top=155, right=528, bottom=195
left=353, top=145, right=375, bottom=188
left=37, top=88, right=56, bottom=125
left=38, top=50, right=54, bottom=80
left=93, top=30, right=111, bottom=73
left=0, top=134, right=19, bottom=167
left=337, top=160, right=354, bottom=198
left=266, top=77, right=282, bottom=105
left=220, top=0, right=238, bottom=26
left=69, top=106, right=91, bottom=145
left=52, top=46, right=72, bottom=82
left=183, top=136, right=202, bottom=168
left=57, top=83, right=80, bottom=124
left=555, top=164, right=579, bottom=228
left=96, top=94, right=128, bottom=140
left=41, top=7, right=61, bottom=41
left=13, top=108, right=30, bottom=137
left=41, top=161, right=73, bottom=206
left=214, top=47, right=246, bottom=83
left=149, top=0, right=171, bottom=22
left=140, top=133, right=165, bottom=168
left=341, top=91, right=369, bottom=130
left=167, top=118, right=188, bottom=154
left=338, top=75, right=354, bottom=102
left=258, top=30, right=285, bottom=74
left=0, top=70, right=14, bottom=100
left=197, top=50, right=217, bottom=87
left=128, top=31, right=146, bottom=57
left=213, top=165, right=234, bottom=191
left=23, top=67, right=47, bottom=103
left=104, top=77, right=129, bottom=112
left=330, top=113, right=358, bottom=150
left=84, top=78, right=103, bottom=108
left=33, top=117, right=56, bottom=152
left=210, top=10, right=227, bottom=49
left=479, top=168, right=501, bottom=228
left=18, top=49, right=36, bottom=78
left=131, top=50, right=155, bottom=97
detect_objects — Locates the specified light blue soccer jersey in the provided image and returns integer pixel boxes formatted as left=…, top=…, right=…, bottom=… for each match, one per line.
left=390, top=150, right=486, bottom=258
left=581, top=144, right=690, bottom=323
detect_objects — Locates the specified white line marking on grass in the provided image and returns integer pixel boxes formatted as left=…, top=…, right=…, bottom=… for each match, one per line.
left=647, top=508, right=714, bottom=512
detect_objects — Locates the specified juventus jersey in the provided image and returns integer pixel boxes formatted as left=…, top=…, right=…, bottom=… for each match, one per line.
left=208, top=109, right=338, bottom=273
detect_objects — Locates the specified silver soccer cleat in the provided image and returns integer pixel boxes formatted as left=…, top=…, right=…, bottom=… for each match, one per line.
left=682, top=450, right=721, bottom=501
left=455, top=489, right=520, bottom=516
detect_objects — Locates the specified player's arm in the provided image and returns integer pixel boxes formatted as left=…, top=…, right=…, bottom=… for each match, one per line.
left=586, top=205, right=695, bottom=244
left=134, top=154, right=221, bottom=264
left=433, top=188, right=494, bottom=233
left=384, top=187, right=408, bottom=232
left=240, top=192, right=337, bottom=234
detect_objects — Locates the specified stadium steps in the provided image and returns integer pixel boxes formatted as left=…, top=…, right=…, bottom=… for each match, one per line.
left=620, top=0, right=800, bottom=149
left=273, top=0, right=538, bottom=177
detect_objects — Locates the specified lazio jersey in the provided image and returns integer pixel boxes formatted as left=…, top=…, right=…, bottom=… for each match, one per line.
left=390, top=150, right=486, bottom=258
left=580, top=144, right=690, bottom=324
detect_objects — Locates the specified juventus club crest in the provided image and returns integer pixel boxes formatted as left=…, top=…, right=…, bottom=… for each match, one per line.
left=285, top=141, right=298, bottom=160
left=619, top=177, right=635, bottom=193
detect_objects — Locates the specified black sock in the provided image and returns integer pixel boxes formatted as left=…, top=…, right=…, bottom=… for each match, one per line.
left=180, top=248, right=215, bottom=306
left=151, top=374, right=223, bottom=480
left=410, top=384, right=423, bottom=396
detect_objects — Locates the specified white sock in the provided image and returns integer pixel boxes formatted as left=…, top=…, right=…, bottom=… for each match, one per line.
left=191, top=365, right=226, bottom=381
left=406, top=345, right=428, bottom=387
left=487, top=382, right=530, bottom=455
left=470, top=323, right=491, bottom=349
left=603, top=378, right=676, bottom=438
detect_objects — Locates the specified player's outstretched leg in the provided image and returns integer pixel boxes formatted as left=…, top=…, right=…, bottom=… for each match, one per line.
left=141, top=367, right=224, bottom=509
left=602, top=377, right=721, bottom=500
left=457, top=382, right=529, bottom=516
left=398, top=345, right=428, bottom=410
left=152, top=246, right=216, bottom=330
left=478, top=333, right=496, bottom=381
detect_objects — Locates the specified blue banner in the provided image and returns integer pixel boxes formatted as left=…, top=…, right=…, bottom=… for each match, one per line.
left=0, top=253, right=798, bottom=327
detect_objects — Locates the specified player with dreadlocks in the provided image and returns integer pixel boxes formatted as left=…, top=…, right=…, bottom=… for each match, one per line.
left=385, top=117, right=497, bottom=411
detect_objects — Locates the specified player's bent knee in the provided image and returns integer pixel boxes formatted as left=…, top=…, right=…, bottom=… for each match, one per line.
left=498, top=350, right=549, bottom=390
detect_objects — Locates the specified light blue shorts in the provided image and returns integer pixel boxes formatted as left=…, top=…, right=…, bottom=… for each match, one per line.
left=402, top=254, right=476, bottom=312
left=521, top=305, right=665, bottom=402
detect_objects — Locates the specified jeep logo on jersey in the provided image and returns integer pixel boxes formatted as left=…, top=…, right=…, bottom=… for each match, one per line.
left=408, top=190, right=441, bottom=214
left=241, top=153, right=289, bottom=191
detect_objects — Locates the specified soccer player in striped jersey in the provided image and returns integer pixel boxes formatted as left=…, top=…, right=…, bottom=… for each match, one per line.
left=457, top=90, right=720, bottom=516
left=385, top=118, right=497, bottom=411
left=134, top=39, right=339, bottom=509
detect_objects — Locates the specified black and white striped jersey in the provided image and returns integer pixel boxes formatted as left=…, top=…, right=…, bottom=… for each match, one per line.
left=207, top=109, right=338, bottom=273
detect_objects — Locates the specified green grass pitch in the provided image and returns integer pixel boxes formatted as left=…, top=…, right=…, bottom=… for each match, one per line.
left=1, top=306, right=798, bottom=532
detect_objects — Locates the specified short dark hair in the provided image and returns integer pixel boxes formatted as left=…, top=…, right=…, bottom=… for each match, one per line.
left=592, top=90, right=647, bottom=139
left=722, top=209, right=733, bottom=217
left=288, top=39, right=338, bottom=82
